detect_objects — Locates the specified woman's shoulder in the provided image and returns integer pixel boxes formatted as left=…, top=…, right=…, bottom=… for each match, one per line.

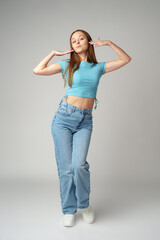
left=57, top=59, right=70, bottom=74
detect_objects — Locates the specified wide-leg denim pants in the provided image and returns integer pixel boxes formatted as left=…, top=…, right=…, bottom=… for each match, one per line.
left=51, top=98, right=93, bottom=215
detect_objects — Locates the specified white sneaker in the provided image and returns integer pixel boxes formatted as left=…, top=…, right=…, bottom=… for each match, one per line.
left=80, top=205, right=95, bottom=224
left=63, top=214, right=75, bottom=227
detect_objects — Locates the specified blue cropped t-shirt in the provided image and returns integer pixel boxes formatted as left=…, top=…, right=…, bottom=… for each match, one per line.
left=57, top=59, right=107, bottom=109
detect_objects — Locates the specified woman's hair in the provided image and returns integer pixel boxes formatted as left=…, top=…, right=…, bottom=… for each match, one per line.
left=62, top=29, right=98, bottom=88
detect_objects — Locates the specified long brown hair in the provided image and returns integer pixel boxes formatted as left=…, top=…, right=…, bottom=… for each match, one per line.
left=62, top=29, right=98, bottom=87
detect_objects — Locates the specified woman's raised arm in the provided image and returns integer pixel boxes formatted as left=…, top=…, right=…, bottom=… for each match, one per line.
left=33, top=49, right=74, bottom=76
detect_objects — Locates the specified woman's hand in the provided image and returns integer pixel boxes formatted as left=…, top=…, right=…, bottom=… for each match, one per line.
left=89, top=38, right=111, bottom=47
left=53, top=48, right=74, bottom=56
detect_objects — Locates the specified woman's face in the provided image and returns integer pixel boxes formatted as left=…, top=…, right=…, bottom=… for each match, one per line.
left=71, top=31, right=89, bottom=53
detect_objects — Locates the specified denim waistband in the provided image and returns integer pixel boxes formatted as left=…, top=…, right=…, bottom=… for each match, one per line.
left=58, top=97, right=93, bottom=114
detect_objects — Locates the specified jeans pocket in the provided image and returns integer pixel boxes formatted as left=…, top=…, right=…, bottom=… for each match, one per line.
left=57, top=106, right=72, bottom=116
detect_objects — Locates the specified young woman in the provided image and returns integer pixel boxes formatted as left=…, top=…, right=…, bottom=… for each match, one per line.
left=33, top=29, right=132, bottom=227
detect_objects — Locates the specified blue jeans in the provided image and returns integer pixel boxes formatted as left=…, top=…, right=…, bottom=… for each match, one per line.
left=51, top=98, right=93, bottom=214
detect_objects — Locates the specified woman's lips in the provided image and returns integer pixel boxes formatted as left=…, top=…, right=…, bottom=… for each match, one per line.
left=76, top=45, right=81, bottom=48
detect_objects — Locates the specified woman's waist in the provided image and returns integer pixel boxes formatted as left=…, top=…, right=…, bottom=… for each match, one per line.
left=63, top=95, right=95, bottom=109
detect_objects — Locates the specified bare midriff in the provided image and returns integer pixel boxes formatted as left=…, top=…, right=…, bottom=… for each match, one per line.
left=63, top=96, right=94, bottom=109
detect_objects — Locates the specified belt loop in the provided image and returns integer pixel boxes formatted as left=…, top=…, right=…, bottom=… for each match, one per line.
left=94, top=98, right=99, bottom=110
left=64, top=94, right=68, bottom=111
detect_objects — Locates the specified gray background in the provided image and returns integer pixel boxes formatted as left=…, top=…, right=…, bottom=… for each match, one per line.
left=0, top=0, right=160, bottom=239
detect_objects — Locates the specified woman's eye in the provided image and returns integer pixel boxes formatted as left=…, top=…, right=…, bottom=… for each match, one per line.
left=72, top=38, right=84, bottom=43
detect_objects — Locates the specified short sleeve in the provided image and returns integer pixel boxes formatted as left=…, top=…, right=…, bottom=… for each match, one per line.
left=100, top=62, right=107, bottom=75
left=57, top=60, right=68, bottom=74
